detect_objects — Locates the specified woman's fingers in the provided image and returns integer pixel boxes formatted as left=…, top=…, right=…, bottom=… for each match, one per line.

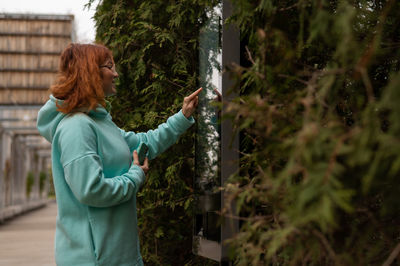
left=184, top=88, right=202, bottom=103
left=191, top=96, right=198, bottom=108
left=133, top=150, right=139, bottom=165
left=213, top=87, right=221, bottom=97
left=142, top=157, right=149, bottom=173
left=189, top=96, right=199, bottom=107
left=213, top=88, right=222, bottom=102
left=133, top=151, right=149, bottom=174
left=187, top=87, right=202, bottom=100
left=182, top=88, right=202, bottom=118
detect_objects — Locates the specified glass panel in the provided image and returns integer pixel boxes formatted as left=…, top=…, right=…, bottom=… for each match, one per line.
left=195, top=2, right=222, bottom=243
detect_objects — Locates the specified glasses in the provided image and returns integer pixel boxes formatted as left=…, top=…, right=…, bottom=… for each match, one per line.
left=100, top=64, right=118, bottom=75
left=100, top=64, right=114, bottom=70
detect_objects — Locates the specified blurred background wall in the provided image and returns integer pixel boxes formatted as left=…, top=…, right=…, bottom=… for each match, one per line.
left=0, top=13, right=74, bottom=222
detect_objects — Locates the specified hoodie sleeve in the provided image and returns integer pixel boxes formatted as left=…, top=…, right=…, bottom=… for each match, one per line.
left=119, top=109, right=195, bottom=160
left=56, top=115, right=145, bottom=208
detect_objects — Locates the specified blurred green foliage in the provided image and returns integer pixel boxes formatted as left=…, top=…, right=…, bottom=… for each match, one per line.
left=221, top=0, right=400, bottom=265
left=39, top=171, right=47, bottom=194
left=26, top=171, right=34, bottom=198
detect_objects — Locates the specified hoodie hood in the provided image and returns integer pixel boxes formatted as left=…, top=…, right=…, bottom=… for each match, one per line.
left=37, top=95, right=110, bottom=143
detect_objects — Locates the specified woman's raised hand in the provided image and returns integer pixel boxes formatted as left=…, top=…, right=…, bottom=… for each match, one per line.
left=182, top=87, right=202, bottom=118
left=133, top=150, right=149, bottom=174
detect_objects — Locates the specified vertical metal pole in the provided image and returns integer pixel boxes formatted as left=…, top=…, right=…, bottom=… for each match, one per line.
left=0, top=128, right=3, bottom=211
left=221, top=0, right=240, bottom=263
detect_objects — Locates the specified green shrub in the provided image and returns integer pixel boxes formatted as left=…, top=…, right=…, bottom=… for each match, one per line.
left=39, top=171, right=47, bottom=194
left=48, top=168, right=55, bottom=198
left=90, top=0, right=218, bottom=265
left=26, top=171, right=35, bottom=198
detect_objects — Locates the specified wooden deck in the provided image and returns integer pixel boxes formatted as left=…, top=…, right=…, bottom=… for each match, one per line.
left=0, top=201, right=57, bottom=265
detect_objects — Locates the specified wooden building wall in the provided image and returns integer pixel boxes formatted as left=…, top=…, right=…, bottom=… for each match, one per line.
left=0, top=13, right=74, bottom=105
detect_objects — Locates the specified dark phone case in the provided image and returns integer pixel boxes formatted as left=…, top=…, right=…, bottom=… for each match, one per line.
left=137, top=143, right=149, bottom=164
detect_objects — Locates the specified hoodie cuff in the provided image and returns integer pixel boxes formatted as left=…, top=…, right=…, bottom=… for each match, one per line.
left=128, top=164, right=146, bottom=189
left=174, top=109, right=195, bottom=133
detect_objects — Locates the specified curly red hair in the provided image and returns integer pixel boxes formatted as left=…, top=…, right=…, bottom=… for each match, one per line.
left=50, top=43, right=113, bottom=113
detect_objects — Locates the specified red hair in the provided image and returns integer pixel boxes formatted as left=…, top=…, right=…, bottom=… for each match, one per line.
left=50, top=43, right=113, bottom=113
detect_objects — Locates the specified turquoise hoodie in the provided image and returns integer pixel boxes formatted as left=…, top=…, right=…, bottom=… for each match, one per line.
left=37, top=95, right=195, bottom=266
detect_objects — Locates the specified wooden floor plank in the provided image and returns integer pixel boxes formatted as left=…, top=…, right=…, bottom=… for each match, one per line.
left=0, top=201, right=57, bottom=266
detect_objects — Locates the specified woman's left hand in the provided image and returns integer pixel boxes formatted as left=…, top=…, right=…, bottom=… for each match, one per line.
left=182, top=87, right=202, bottom=118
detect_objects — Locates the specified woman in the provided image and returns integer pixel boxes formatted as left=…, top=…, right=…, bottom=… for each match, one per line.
left=37, top=43, right=202, bottom=266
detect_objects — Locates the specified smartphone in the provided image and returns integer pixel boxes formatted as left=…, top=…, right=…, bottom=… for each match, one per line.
left=136, top=142, right=149, bottom=165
